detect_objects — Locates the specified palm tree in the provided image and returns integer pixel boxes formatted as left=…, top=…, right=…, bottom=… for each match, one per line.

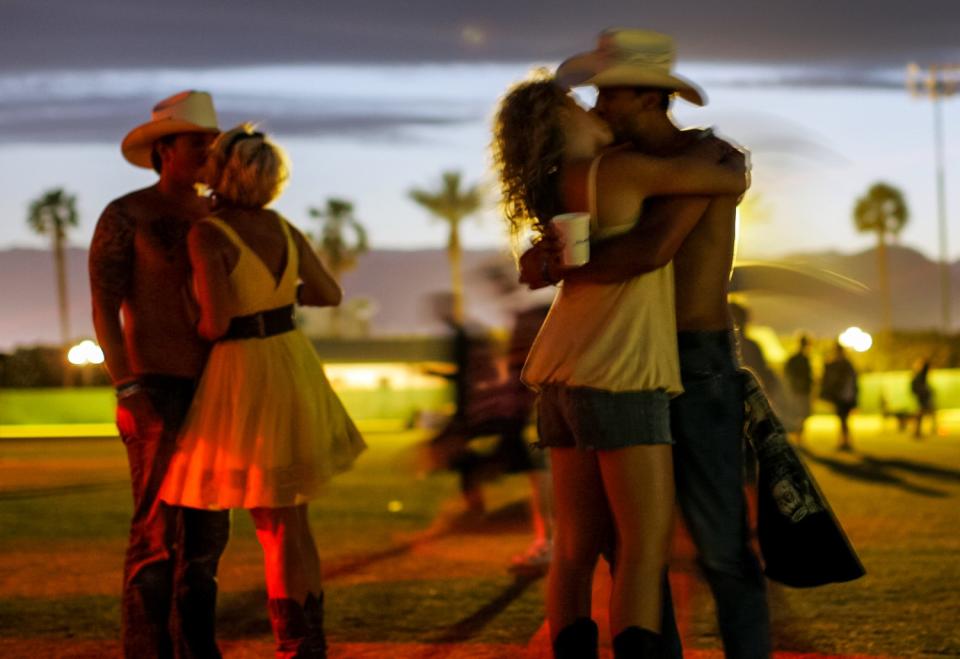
left=307, top=198, right=368, bottom=337
left=27, top=188, right=78, bottom=348
left=408, top=171, right=483, bottom=324
left=308, top=198, right=369, bottom=282
left=853, top=182, right=909, bottom=332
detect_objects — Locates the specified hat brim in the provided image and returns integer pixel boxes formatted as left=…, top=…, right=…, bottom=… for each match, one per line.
left=557, top=51, right=706, bottom=106
left=121, top=119, right=220, bottom=168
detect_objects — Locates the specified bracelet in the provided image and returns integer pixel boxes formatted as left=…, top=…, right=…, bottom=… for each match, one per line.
left=115, top=380, right=143, bottom=400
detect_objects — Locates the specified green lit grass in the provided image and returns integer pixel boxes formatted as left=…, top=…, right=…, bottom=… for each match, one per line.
left=0, top=388, right=117, bottom=425
left=0, top=385, right=452, bottom=427
left=4, top=369, right=960, bottom=431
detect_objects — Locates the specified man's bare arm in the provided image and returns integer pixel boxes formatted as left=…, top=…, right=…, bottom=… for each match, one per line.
left=90, top=199, right=165, bottom=438
left=518, top=196, right=710, bottom=287
left=565, top=196, right=710, bottom=284
left=89, top=202, right=135, bottom=383
left=518, top=135, right=747, bottom=288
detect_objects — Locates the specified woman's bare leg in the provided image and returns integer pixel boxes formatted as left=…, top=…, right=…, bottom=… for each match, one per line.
left=597, top=444, right=675, bottom=636
left=547, top=447, right=613, bottom=640
left=250, top=506, right=310, bottom=603
left=296, top=504, right=322, bottom=595
left=529, top=468, right=554, bottom=546
left=251, top=505, right=328, bottom=655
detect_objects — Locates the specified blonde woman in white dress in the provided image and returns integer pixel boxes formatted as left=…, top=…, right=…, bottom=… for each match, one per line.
left=160, top=125, right=365, bottom=658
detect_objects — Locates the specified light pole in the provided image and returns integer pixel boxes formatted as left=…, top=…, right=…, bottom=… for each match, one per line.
left=907, top=63, right=959, bottom=333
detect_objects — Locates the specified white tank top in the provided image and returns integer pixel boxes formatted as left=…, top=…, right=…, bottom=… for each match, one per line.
left=521, top=155, right=683, bottom=394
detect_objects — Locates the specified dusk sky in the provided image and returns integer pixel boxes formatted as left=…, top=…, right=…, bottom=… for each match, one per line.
left=2, top=1, right=959, bottom=260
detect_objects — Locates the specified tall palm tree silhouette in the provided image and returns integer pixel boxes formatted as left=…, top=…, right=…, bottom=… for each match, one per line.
left=308, top=198, right=368, bottom=282
left=853, top=182, right=909, bottom=332
left=408, top=171, right=483, bottom=324
left=308, top=198, right=368, bottom=337
left=27, top=188, right=79, bottom=348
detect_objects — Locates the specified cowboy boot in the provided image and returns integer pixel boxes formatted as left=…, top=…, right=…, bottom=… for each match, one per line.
left=612, top=626, right=666, bottom=659
left=303, top=592, right=328, bottom=658
left=267, top=598, right=312, bottom=659
left=552, top=617, right=599, bottom=659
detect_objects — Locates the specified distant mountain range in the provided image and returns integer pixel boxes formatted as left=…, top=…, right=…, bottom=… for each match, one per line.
left=2, top=244, right=958, bottom=350
left=734, top=245, right=960, bottom=336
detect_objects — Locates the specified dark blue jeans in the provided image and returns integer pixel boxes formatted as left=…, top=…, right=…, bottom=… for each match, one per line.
left=120, top=375, right=230, bottom=659
left=666, top=331, right=771, bottom=658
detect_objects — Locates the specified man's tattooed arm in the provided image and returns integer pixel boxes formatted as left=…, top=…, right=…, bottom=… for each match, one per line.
left=89, top=201, right=135, bottom=383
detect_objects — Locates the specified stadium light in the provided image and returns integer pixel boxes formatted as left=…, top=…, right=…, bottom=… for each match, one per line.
left=838, top=327, right=873, bottom=353
left=67, top=340, right=104, bottom=366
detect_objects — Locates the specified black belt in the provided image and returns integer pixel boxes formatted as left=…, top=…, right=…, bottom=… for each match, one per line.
left=220, top=305, right=295, bottom=341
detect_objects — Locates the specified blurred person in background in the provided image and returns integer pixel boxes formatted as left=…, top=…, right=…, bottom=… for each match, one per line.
left=910, top=358, right=937, bottom=439
left=820, top=342, right=859, bottom=451
left=480, top=263, right=556, bottom=573
left=783, top=334, right=815, bottom=446
left=423, top=292, right=501, bottom=515
left=729, top=300, right=790, bottom=460
left=729, top=302, right=780, bottom=397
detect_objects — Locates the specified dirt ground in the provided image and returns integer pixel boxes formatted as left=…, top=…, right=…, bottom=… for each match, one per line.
left=1, top=414, right=958, bottom=658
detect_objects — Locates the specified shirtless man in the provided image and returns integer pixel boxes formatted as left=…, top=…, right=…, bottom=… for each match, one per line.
left=522, top=30, right=771, bottom=658
left=89, top=91, right=230, bottom=659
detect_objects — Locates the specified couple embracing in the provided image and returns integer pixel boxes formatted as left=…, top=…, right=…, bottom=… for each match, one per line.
left=90, top=26, right=771, bottom=659
left=90, top=92, right=365, bottom=658
left=493, top=29, right=771, bottom=659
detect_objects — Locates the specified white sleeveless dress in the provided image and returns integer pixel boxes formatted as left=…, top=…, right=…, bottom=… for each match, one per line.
left=522, top=155, right=683, bottom=395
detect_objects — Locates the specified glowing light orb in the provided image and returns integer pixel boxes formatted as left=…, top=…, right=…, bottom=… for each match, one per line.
left=68, top=339, right=105, bottom=365
left=387, top=500, right=404, bottom=513
left=838, top=327, right=872, bottom=353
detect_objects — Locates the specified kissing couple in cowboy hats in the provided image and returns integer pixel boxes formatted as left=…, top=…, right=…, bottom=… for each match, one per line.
left=494, top=28, right=774, bottom=659
left=92, top=90, right=363, bottom=659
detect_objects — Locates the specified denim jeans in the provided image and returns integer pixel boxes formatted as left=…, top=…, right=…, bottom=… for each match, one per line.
left=665, top=331, right=771, bottom=659
left=536, top=384, right=672, bottom=449
left=120, top=375, right=230, bottom=659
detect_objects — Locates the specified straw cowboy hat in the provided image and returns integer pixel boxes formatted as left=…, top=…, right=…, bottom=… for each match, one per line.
left=556, top=29, right=706, bottom=106
left=121, top=90, right=220, bottom=168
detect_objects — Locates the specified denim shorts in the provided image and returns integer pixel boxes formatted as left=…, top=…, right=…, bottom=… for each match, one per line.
left=536, top=384, right=673, bottom=450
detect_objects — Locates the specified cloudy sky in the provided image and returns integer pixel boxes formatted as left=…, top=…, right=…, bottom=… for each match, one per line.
left=2, top=0, right=959, bottom=260
left=5, top=0, right=959, bottom=70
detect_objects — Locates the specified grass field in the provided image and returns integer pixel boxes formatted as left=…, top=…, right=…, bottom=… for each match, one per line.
left=0, top=385, right=452, bottom=426
left=4, top=369, right=960, bottom=430
left=1, top=416, right=959, bottom=658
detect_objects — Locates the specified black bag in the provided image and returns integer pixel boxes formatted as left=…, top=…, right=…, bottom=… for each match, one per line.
left=743, top=370, right=866, bottom=587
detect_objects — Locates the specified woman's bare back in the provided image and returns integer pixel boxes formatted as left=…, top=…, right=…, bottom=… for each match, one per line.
left=216, top=208, right=290, bottom=283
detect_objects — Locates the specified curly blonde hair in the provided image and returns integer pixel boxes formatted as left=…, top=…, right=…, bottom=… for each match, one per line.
left=492, top=71, right=569, bottom=243
left=202, top=124, right=289, bottom=208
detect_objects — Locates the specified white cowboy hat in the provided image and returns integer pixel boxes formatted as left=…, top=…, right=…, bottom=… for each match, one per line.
left=121, top=90, right=220, bottom=168
left=556, top=29, right=706, bottom=106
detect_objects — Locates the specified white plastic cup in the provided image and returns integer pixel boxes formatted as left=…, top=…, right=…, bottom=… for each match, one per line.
left=551, top=212, right=590, bottom=266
